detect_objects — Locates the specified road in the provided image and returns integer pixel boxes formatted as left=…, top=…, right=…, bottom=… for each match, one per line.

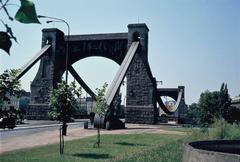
left=0, top=120, right=88, bottom=140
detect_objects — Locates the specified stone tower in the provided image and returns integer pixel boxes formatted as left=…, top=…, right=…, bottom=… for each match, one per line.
left=125, top=24, right=157, bottom=124
left=27, top=29, right=65, bottom=119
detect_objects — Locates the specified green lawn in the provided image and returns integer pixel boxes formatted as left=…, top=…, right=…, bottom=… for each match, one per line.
left=160, top=126, right=195, bottom=133
left=0, top=133, right=186, bottom=162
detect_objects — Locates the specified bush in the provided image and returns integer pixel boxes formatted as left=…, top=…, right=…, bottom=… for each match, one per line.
left=209, top=119, right=240, bottom=140
left=47, top=111, right=60, bottom=120
left=191, top=119, right=240, bottom=140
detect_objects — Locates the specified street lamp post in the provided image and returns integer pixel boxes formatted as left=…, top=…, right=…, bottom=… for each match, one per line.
left=38, top=15, right=70, bottom=154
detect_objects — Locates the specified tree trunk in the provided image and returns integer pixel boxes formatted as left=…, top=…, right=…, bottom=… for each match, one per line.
left=97, top=122, right=100, bottom=148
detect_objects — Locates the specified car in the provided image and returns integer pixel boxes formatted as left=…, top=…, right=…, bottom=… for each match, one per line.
left=0, top=117, right=16, bottom=129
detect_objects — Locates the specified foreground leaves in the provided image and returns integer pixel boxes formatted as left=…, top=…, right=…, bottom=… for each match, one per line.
left=0, top=0, right=40, bottom=55
left=15, top=0, right=40, bottom=24
left=0, top=32, right=12, bottom=54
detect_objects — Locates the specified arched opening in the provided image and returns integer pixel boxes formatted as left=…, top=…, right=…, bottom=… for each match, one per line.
left=132, top=32, right=140, bottom=41
left=65, top=57, right=127, bottom=118
left=160, top=96, right=176, bottom=113
left=158, top=96, right=179, bottom=123
left=45, top=37, right=52, bottom=45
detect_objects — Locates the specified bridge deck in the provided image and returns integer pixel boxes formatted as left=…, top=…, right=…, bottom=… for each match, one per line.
left=66, top=33, right=128, bottom=41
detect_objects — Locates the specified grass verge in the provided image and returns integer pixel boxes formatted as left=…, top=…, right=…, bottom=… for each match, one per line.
left=0, top=133, right=185, bottom=162
left=111, top=138, right=186, bottom=162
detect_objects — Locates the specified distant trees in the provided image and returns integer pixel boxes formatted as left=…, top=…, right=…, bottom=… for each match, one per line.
left=187, top=83, right=239, bottom=126
left=186, top=103, right=198, bottom=125
left=197, top=90, right=221, bottom=126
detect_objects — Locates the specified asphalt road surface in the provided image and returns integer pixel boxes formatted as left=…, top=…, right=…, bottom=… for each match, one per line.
left=0, top=120, right=87, bottom=140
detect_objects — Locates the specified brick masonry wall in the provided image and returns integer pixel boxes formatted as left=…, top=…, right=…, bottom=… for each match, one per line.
left=125, top=105, right=155, bottom=124
left=27, top=104, right=51, bottom=120
left=126, top=53, right=157, bottom=124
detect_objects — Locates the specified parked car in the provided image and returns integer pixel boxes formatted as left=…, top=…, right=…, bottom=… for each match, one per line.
left=0, top=117, right=16, bottom=129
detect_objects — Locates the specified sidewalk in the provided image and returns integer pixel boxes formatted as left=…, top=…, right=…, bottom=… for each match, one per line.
left=17, top=120, right=60, bottom=126
left=0, top=124, right=185, bottom=154
left=12, top=119, right=87, bottom=130
left=16, top=119, right=88, bottom=127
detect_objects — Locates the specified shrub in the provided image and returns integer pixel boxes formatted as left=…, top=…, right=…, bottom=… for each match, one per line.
left=191, top=119, right=240, bottom=140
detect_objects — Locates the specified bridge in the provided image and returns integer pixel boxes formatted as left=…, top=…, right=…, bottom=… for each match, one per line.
left=16, top=23, right=187, bottom=127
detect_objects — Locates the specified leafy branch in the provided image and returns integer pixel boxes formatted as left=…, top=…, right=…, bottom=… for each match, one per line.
left=0, top=0, right=13, bottom=20
left=94, top=82, right=108, bottom=118
left=48, top=80, right=82, bottom=121
left=0, top=69, right=21, bottom=110
left=0, top=0, right=40, bottom=55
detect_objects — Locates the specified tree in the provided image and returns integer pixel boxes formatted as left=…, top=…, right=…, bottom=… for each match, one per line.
left=218, top=83, right=231, bottom=119
left=93, top=82, right=108, bottom=148
left=0, top=0, right=40, bottom=55
left=0, top=69, right=21, bottom=128
left=0, top=69, right=21, bottom=100
left=49, top=80, right=82, bottom=154
left=195, top=83, right=233, bottom=126
left=49, top=80, right=82, bottom=122
left=197, top=90, right=220, bottom=126
left=186, top=103, right=198, bottom=125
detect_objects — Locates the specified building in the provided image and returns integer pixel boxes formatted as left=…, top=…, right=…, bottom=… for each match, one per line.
left=231, top=96, right=240, bottom=109
left=3, top=93, right=20, bottom=111
left=77, top=97, right=95, bottom=114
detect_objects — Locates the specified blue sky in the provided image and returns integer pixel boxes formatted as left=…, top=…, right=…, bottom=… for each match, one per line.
left=0, top=0, right=239, bottom=104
